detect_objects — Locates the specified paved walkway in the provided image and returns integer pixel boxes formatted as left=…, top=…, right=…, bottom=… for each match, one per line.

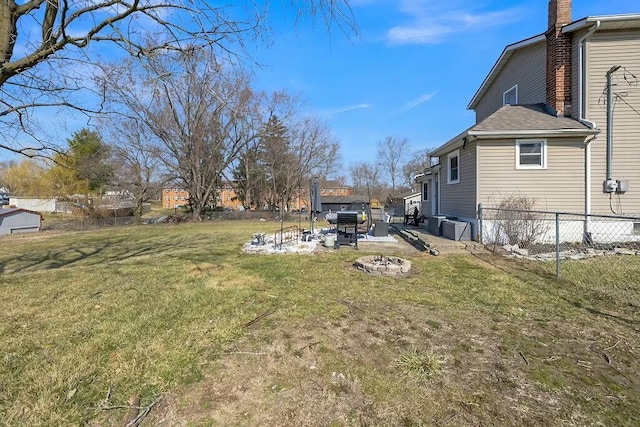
left=391, top=223, right=483, bottom=254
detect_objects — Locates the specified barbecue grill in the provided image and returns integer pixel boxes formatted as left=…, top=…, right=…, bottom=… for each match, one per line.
left=324, top=210, right=366, bottom=225
left=335, top=211, right=359, bottom=249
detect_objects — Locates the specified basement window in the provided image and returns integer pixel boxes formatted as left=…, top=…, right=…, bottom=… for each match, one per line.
left=516, top=139, right=547, bottom=169
left=503, top=85, right=518, bottom=105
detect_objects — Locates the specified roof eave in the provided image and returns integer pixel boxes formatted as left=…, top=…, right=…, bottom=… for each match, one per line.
left=469, top=128, right=600, bottom=138
left=431, top=137, right=466, bottom=158
left=431, top=128, right=599, bottom=157
left=430, top=126, right=475, bottom=157
left=562, top=14, right=640, bottom=33
left=402, top=192, right=421, bottom=200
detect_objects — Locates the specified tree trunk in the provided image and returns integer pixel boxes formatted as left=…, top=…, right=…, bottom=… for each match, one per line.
left=0, top=1, right=18, bottom=85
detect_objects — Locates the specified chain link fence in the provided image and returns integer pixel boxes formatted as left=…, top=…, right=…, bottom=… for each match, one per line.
left=479, top=205, right=640, bottom=277
left=41, top=210, right=288, bottom=232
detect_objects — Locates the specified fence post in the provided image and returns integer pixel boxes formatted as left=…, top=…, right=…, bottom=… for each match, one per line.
left=477, top=203, right=483, bottom=244
left=555, top=212, right=560, bottom=277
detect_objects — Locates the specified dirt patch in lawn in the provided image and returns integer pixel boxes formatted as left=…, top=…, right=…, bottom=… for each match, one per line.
left=146, top=289, right=638, bottom=426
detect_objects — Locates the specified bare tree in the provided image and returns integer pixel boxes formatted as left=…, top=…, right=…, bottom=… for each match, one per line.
left=101, top=49, right=263, bottom=220
left=402, top=147, right=432, bottom=189
left=260, top=113, right=340, bottom=211
left=350, top=161, right=381, bottom=202
left=233, top=91, right=299, bottom=210
left=377, top=136, right=410, bottom=196
left=233, top=140, right=266, bottom=210
left=0, top=1, right=356, bottom=158
left=102, top=118, right=165, bottom=218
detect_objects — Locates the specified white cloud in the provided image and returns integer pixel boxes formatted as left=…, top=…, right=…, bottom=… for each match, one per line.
left=387, top=25, right=451, bottom=44
left=386, top=1, right=523, bottom=45
left=403, top=92, right=435, bottom=111
left=320, top=103, right=371, bottom=116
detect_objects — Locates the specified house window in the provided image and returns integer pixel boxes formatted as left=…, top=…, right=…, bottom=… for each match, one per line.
left=447, top=150, right=460, bottom=184
left=516, top=139, right=547, bottom=169
left=503, top=85, right=518, bottom=105
left=422, top=182, right=429, bottom=201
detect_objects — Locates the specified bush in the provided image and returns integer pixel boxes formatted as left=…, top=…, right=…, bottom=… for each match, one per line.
left=492, top=195, right=544, bottom=248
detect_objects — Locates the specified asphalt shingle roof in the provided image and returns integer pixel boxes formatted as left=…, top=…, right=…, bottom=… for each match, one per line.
left=0, top=208, right=42, bottom=218
left=320, top=195, right=369, bottom=204
left=471, top=104, right=591, bottom=132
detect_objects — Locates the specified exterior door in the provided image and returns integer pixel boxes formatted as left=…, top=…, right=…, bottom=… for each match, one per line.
left=432, top=173, right=440, bottom=215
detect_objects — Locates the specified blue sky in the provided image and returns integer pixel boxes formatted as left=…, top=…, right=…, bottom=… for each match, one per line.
left=2, top=0, right=639, bottom=170
left=249, top=0, right=640, bottom=169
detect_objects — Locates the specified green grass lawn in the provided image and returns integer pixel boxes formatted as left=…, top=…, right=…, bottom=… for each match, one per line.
left=1, top=221, right=639, bottom=426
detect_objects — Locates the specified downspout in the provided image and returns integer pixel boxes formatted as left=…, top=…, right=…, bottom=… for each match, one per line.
left=577, top=21, right=599, bottom=241
left=577, top=21, right=600, bottom=129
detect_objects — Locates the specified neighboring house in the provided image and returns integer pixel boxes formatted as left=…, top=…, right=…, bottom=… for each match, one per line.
left=9, top=197, right=64, bottom=213
left=164, top=180, right=356, bottom=212
left=163, top=185, right=242, bottom=210
left=318, top=180, right=355, bottom=197
left=320, top=195, right=370, bottom=213
left=386, top=190, right=421, bottom=217
left=162, top=188, right=190, bottom=209
left=0, top=208, right=43, bottom=235
left=217, top=182, right=244, bottom=211
left=289, top=180, right=355, bottom=211
left=403, top=192, right=421, bottom=216
left=417, top=0, right=640, bottom=241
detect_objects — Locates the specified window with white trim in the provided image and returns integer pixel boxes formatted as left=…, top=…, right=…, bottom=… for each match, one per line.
left=503, top=85, right=518, bottom=105
left=422, top=182, right=429, bottom=201
left=447, top=150, right=460, bottom=184
left=516, top=139, right=547, bottom=169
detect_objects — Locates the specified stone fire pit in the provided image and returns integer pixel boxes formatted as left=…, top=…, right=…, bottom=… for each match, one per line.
left=354, top=255, right=412, bottom=277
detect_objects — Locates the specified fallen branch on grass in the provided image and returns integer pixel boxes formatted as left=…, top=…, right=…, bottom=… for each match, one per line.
left=297, top=341, right=321, bottom=352
left=434, top=411, right=458, bottom=426
left=243, top=309, right=275, bottom=328
left=89, top=395, right=143, bottom=411
left=603, top=340, right=620, bottom=351
left=336, top=299, right=365, bottom=313
left=213, top=351, right=268, bottom=356
left=89, top=393, right=164, bottom=426
left=122, top=395, right=141, bottom=426
left=125, top=394, right=164, bottom=427
left=519, top=351, right=529, bottom=365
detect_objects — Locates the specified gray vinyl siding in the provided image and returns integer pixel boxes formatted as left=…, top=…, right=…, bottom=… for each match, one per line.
left=585, top=31, right=640, bottom=215
left=477, top=138, right=585, bottom=212
left=475, top=41, right=547, bottom=123
left=440, top=142, right=477, bottom=219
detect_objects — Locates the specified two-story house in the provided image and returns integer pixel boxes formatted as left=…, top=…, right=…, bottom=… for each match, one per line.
left=417, top=0, right=640, bottom=241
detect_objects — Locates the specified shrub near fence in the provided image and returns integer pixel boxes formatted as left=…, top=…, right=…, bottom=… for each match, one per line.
left=479, top=204, right=640, bottom=276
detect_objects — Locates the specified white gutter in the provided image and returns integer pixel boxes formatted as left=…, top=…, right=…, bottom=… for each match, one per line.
left=577, top=21, right=600, bottom=129
left=562, top=14, right=640, bottom=33
left=577, top=21, right=600, bottom=239
left=469, top=129, right=598, bottom=138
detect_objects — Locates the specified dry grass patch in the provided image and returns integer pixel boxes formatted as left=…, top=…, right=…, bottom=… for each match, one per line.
left=1, top=222, right=639, bottom=426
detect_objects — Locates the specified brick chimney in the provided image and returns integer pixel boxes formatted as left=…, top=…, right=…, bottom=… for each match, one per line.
left=546, top=0, right=573, bottom=117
